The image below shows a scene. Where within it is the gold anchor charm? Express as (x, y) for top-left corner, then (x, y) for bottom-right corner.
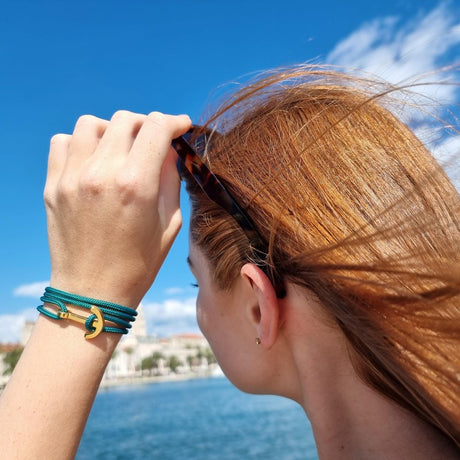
(58, 305), (104, 339)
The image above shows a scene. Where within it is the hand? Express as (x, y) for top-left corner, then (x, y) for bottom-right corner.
(44, 110), (191, 307)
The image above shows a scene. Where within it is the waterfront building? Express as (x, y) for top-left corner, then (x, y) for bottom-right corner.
(1, 304), (220, 388)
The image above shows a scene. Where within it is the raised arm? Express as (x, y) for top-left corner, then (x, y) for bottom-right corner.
(0, 111), (191, 459)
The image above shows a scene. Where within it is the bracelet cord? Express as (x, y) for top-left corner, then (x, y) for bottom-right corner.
(37, 287), (137, 335)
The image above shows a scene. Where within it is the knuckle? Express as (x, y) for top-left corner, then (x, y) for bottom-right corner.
(58, 178), (76, 196)
(111, 110), (134, 122)
(78, 169), (105, 196)
(107, 111), (148, 139)
(115, 172), (139, 203)
(76, 114), (99, 127)
(43, 184), (54, 208)
(110, 110), (147, 128)
(50, 133), (69, 146)
(74, 115), (108, 135)
(146, 111), (166, 127)
(53, 179), (76, 205)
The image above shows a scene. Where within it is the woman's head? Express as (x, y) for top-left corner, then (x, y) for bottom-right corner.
(184, 67), (460, 445)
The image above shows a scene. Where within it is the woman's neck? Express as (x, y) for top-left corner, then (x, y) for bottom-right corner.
(299, 369), (458, 459)
(281, 292), (458, 459)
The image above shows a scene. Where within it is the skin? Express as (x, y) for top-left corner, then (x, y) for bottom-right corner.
(0, 110), (457, 459)
(188, 241), (460, 459)
(0, 110), (191, 459)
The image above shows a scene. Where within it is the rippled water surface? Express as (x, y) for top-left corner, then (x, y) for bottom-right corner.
(77, 377), (318, 459)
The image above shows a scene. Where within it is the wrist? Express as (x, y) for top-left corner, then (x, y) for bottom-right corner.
(49, 275), (145, 309)
(37, 287), (138, 340)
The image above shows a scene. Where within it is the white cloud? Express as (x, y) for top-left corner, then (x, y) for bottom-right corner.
(13, 281), (49, 298)
(0, 308), (36, 344)
(327, 3), (460, 117)
(327, 2), (459, 189)
(431, 133), (460, 187)
(142, 297), (199, 337)
(328, 3), (460, 97)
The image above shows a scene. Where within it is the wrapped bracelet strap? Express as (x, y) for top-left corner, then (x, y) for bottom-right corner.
(37, 287), (138, 339)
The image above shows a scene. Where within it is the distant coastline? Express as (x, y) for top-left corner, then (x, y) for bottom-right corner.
(1, 308), (222, 391)
(0, 368), (224, 395)
(100, 367), (224, 390)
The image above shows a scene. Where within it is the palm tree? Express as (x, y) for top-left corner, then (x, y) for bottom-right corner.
(186, 355), (195, 370)
(140, 355), (155, 375)
(151, 351), (165, 374)
(140, 351), (165, 375)
(166, 355), (182, 374)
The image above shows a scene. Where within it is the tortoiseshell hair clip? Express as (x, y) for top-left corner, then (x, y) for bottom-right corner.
(172, 126), (285, 298)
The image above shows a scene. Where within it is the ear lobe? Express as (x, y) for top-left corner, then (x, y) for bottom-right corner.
(240, 263), (280, 349)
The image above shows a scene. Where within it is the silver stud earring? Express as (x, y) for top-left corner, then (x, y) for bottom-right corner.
(255, 337), (261, 345)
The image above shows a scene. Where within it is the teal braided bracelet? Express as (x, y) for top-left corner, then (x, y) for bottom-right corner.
(37, 287), (138, 339)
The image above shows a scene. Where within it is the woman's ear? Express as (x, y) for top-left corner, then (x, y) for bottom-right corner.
(240, 263), (280, 349)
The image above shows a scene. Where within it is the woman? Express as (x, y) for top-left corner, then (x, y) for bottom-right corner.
(0, 67), (458, 458)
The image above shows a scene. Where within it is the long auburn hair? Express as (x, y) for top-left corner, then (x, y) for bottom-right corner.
(185, 66), (460, 446)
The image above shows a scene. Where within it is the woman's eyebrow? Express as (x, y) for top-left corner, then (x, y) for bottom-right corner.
(186, 256), (194, 269)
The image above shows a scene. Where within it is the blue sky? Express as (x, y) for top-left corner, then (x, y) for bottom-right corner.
(1, 0), (459, 342)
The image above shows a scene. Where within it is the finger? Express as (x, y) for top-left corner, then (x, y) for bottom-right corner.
(155, 147), (183, 257)
(158, 146), (182, 221)
(129, 112), (191, 182)
(44, 133), (71, 204)
(67, 114), (109, 164)
(95, 110), (147, 158)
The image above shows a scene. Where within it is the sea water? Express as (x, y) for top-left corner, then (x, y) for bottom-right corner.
(77, 377), (318, 459)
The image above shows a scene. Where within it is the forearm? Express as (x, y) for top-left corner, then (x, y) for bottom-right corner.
(0, 314), (120, 459)
(0, 111), (190, 459)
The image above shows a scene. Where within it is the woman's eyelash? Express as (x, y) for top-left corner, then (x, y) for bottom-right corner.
(190, 282), (199, 288)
